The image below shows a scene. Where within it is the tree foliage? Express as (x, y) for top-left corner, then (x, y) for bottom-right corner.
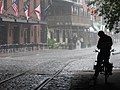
(94, 0), (120, 33)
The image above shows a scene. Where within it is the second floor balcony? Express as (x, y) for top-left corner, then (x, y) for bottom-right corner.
(46, 15), (92, 27)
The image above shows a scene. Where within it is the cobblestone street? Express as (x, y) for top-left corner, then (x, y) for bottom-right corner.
(0, 43), (120, 90)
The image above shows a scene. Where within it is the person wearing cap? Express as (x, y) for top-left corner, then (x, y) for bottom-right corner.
(93, 31), (113, 79)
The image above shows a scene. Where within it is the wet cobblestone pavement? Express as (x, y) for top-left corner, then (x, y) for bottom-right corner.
(70, 71), (120, 90)
(1, 70), (120, 90)
(42, 75), (71, 90)
(41, 72), (93, 90)
(42, 70), (120, 90)
(0, 43), (120, 90)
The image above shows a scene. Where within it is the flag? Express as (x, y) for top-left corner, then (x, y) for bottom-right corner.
(34, 5), (41, 20)
(0, 0), (3, 14)
(12, 0), (19, 16)
(24, 0), (30, 20)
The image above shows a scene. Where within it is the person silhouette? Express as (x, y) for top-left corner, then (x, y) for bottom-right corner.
(93, 31), (113, 79)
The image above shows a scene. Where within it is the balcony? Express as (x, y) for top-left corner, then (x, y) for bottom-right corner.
(71, 15), (92, 26)
(46, 15), (92, 27)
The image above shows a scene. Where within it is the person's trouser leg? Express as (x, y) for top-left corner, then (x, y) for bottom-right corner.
(94, 61), (101, 78)
(93, 52), (103, 78)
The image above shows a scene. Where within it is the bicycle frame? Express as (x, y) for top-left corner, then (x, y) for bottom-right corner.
(93, 49), (114, 83)
(94, 61), (110, 83)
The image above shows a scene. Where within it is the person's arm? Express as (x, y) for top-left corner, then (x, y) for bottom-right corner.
(108, 36), (113, 47)
(97, 39), (101, 49)
(110, 37), (113, 46)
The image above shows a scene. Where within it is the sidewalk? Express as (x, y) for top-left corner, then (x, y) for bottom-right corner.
(70, 43), (120, 90)
(0, 53), (9, 57)
(44, 70), (120, 90)
(0, 49), (43, 58)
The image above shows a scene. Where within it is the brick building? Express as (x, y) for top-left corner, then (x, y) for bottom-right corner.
(0, 0), (44, 45)
(46, 0), (98, 48)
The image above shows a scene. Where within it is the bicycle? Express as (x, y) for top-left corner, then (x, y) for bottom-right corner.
(93, 49), (114, 84)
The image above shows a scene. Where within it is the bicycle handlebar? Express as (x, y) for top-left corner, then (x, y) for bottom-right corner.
(93, 49), (115, 53)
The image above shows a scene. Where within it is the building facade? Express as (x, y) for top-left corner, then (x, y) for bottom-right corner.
(0, 0), (43, 46)
(46, 0), (98, 49)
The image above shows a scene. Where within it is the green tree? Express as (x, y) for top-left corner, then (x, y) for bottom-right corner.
(93, 0), (120, 33)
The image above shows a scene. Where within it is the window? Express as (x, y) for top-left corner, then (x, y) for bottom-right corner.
(21, 30), (23, 37)
(4, 0), (7, 10)
(72, 6), (79, 15)
(72, 0), (77, 2)
(31, 30), (33, 36)
(9, 29), (12, 36)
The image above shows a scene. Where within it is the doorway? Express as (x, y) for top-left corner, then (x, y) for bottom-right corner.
(0, 25), (7, 44)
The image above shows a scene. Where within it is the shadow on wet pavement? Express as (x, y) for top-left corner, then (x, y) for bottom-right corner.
(70, 71), (120, 90)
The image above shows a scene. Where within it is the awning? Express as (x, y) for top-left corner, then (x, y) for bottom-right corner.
(1, 17), (47, 25)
